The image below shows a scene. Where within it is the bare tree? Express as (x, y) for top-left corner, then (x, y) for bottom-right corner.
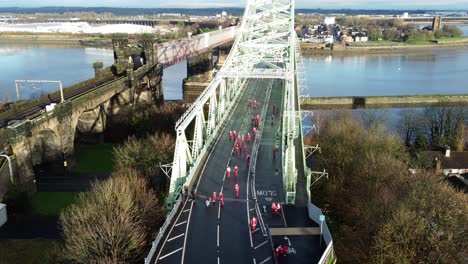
(60, 169), (164, 264)
(374, 173), (468, 264)
(398, 109), (421, 146)
(113, 133), (175, 195)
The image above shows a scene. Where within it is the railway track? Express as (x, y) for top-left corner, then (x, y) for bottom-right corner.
(0, 75), (122, 128)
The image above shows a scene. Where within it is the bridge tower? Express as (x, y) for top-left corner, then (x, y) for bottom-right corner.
(166, 0), (305, 208)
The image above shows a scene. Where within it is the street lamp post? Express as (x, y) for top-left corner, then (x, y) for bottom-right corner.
(319, 214), (325, 248)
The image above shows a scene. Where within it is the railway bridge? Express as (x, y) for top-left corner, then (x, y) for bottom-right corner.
(0, 27), (238, 195)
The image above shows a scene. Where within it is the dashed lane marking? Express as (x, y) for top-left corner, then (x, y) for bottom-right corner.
(159, 247), (183, 260)
(175, 220), (187, 227)
(217, 225), (220, 247)
(167, 233), (185, 242)
(183, 209), (190, 213)
(258, 256), (272, 264)
(254, 240), (268, 250)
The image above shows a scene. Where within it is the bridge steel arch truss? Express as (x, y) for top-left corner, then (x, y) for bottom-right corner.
(167, 0), (301, 208)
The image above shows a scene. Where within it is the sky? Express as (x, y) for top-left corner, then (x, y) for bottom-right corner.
(1, 0), (468, 9)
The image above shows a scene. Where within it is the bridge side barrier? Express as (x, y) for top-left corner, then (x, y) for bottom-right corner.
(308, 203), (336, 263)
(144, 197), (183, 264)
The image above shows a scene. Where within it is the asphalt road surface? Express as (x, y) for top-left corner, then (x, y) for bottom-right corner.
(155, 79), (285, 264)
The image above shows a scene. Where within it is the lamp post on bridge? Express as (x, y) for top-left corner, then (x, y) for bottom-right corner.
(319, 214), (325, 248)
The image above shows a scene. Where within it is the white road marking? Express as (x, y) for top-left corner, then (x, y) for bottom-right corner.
(258, 256), (272, 264)
(218, 203), (221, 219)
(183, 209), (190, 213)
(218, 257), (220, 264)
(217, 225), (220, 247)
(167, 233), (185, 242)
(159, 247), (183, 260)
(281, 205), (288, 228)
(253, 258), (257, 264)
(155, 193), (191, 262)
(250, 208), (254, 211)
(175, 220), (187, 227)
(254, 240), (268, 250)
(181, 201), (194, 264)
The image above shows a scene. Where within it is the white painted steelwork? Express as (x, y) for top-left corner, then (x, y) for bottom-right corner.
(167, 0), (299, 208)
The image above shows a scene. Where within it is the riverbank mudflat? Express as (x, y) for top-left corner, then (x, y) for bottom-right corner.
(0, 33), (112, 47)
(300, 39), (468, 55)
(301, 94), (468, 110)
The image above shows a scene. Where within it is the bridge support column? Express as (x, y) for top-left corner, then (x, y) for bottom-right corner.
(182, 51), (214, 102)
(141, 36), (158, 66)
(149, 66), (164, 104)
(10, 139), (36, 192)
(215, 43), (232, 70)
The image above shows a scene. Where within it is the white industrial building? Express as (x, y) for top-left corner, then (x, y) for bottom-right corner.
(322, 17), (335, 25)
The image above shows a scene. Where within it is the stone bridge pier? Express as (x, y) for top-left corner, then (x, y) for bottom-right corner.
(181, 43), (233, 102)
(182, 51), (214, 102)
(216, 43), (233, 70)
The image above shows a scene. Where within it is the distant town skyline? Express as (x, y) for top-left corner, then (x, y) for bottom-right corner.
(1, 0), (468, 9)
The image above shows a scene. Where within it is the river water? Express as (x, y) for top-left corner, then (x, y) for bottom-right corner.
(0, 43), (114, 101)
(0, 43), (187, 101)
(0, 40), (467, 102)
(304, 47), (468, 97)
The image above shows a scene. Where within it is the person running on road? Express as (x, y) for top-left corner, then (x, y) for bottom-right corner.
(253, 100), (257, 109)
(234, 165), (239, 177)
(229, 130), (232, 141)
(272, 147), (277, 159)
(241, 134), (245, 145)
(219, 192), (224, 207)
(233, 130), (237, 139)
(212, 192), (217, 205)
(206, 197), (211, 207)
(247, 132), (251, 144)
(250, 217), (258, 232)
(252, 127), (256, 136)
(226, 166), (231, 178)
(234, 183), (239, 198)
(246, 155), (250, 166)
(247, 99), (251, 108)
(234, 143), (239, 156)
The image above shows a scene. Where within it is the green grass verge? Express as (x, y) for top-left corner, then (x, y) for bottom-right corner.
(73, 143), (116, 173)
(31, 192), (80, 216)
(0, 239), (61, 264)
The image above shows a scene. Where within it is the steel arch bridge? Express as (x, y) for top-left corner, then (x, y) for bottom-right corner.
(145, 1), (336, 263)
(166, 0), (309, 208)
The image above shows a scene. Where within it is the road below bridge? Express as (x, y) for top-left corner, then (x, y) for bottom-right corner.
(154, 79), (285, 264)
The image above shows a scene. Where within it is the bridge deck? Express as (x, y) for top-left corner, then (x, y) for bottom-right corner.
(154, 79), (284, 264)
